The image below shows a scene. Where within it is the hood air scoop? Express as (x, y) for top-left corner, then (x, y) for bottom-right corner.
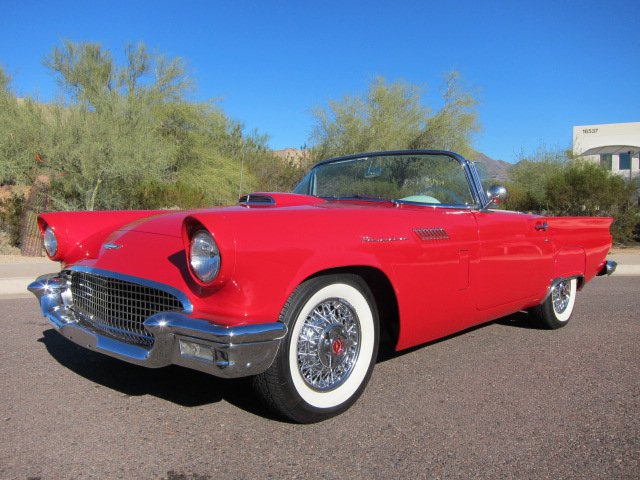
(238, 194), (276, 207)
(238, 193), (326, 208)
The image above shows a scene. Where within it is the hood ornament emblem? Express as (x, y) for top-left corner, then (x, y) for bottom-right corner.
(104, 243), (123, 250)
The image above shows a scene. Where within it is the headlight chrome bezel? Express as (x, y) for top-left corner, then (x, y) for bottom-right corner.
(43, 227), (58, 258)
(189, 229), (221, 283)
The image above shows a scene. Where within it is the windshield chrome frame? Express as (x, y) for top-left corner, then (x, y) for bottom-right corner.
(298, 150), (488, 210)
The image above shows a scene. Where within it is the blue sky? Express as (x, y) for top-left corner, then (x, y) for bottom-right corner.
(1, 0), (638, 162)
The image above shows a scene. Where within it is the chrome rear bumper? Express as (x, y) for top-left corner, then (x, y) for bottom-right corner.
(28, 273), (286, 378)
(597, 260), (617, 276)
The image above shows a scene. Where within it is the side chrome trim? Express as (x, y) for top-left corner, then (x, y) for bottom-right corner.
(28, 272), (287, 378)
(362, 235), (409, 243)
(69, 266), (194, 314)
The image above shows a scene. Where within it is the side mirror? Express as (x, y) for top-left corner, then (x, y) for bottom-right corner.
(486, 185), (508, 209)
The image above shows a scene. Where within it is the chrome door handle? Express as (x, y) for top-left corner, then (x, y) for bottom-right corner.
(535, 222), (548, 231)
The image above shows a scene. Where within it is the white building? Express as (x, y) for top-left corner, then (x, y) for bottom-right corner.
(573, 122), (640, 178)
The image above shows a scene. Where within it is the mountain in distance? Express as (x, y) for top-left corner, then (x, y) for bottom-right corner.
(274, 148), (512, 181)
(467, 149), (512, 181)
(273, 148), (310, 165)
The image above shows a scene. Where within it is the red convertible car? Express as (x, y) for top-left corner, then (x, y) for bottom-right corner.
(28, 150), (616, 423)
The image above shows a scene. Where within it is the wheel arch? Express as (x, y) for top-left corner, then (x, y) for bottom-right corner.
(541, 274), (585, 305)
(303, 266), (400, 351)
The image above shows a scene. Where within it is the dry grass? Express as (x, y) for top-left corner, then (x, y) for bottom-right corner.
(0, 232), (20, 256)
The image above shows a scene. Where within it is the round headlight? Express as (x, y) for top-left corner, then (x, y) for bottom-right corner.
(43, 227), (58, 257)
(189, 230), (220, 283)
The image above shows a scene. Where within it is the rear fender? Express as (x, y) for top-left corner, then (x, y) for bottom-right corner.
(545, 216), (613, 284)
(553, 246), (586, 288)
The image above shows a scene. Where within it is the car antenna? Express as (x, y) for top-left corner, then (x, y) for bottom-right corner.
(238, 145), (245, 198)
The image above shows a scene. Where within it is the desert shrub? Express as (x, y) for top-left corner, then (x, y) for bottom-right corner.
(0, 192), (26, 247)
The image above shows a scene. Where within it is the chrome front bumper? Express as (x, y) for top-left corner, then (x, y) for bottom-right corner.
(28, 273), (287, 378)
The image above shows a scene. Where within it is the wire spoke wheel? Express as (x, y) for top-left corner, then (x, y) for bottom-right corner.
(297, 299), (361, 391)
(551, 280), (571, 314)
(253, 274), (379, 423)
(531, 277), (578, 329)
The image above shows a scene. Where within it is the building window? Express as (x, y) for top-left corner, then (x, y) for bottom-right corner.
(619, 153), (631, 170)
(600, 154), (612, 170)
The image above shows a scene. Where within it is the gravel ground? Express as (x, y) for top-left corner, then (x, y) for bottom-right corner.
(0, 276), (638, 479)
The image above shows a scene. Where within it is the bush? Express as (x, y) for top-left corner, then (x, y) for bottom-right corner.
(0, 192), (26, 247)
(611, 208), (640, 245)
(504, 148), (640, 244)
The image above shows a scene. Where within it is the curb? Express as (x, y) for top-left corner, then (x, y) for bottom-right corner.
(0, 277), (35, 297)
(613, 265), (640, 276)
(1, 266), (638, 299)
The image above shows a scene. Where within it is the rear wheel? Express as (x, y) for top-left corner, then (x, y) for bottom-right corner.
(531, 278), (577, 329)
(253, 274), (379, 423)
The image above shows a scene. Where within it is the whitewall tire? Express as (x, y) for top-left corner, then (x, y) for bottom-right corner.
(532, 278), (578, 329)
(253, 274), (379, 423)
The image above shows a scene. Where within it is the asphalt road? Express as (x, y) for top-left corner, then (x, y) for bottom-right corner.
(1, 277), (638, 480)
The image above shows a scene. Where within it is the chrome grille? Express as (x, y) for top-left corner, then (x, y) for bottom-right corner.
(69, 271), (183, 347)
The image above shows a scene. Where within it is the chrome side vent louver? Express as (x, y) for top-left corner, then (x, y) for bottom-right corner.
(238, 194), (276, 207)
(414, 227), (449, 241)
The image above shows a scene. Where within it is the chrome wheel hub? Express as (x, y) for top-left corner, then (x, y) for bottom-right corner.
(552, 281), (571, 314)
(296, 298), (361, 391)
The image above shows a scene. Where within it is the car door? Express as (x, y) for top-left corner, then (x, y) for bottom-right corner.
(472, 210), (554, 311)
(390, 205), (481, 349)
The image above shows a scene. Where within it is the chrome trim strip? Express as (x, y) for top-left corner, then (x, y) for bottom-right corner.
(68, 266), (194, 314)
(362, 235), (409, 243)
(469, 161), (488, 207)
(144, 313), (287, 345)
(28, 273), (287, 378)
(394, 201), (476, 210)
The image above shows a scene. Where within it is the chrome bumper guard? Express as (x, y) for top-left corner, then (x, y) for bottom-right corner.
(597, 260), (617, 276)
(28, 273), (287, 378)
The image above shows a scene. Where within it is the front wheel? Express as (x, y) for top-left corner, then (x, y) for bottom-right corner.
(531, 278), (578, 329)
(253, 274), (379, 423)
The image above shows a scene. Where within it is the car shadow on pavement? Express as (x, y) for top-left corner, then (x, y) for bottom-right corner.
(494, 310), (548, 330)
(37, 329), (279, 420)
(377, 310), (544, 362)
(37, 309), (544, 420)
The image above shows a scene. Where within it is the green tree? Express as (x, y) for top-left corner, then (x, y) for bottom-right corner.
(410, 71), (480, 157)
(544, 161), (639, 243)
(0, 67), (50, 185)
(309, 72), (480, 162)
(41, 42), (190, 210)
(0, 41), (294, 211)
(545, 161), (631, 215)
(504, 146), (639, 244)
(504, 147), (566, 212)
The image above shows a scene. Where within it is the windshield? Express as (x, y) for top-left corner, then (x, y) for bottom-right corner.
(293, 153), (476, 207)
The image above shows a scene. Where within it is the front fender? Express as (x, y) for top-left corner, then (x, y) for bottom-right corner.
(182, 207), (403, 327)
